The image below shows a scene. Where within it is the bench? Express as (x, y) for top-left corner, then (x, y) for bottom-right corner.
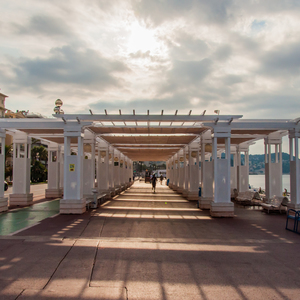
(235, 191), (261, 205)
(86, 192), (107, 209)
(261, 196), (289, 214)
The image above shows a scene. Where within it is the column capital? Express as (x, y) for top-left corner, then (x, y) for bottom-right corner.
(264, 136), (282, 145)
(289, 128), (300, 139)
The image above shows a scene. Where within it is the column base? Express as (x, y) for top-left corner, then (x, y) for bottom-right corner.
(199, 197), (212, 209)
(60, 199), (86, 214)
(98, 189), (111, 199)
(210, 202), (234, 217)
(109, 187), (116, 197)
(187, 191), (199, 201)
(172, 185), (179, 191)
(182, 189), (188, 198)
(45, 188), (63, 199)
(9, 193), (33, 206)
(177, 187), (183, 194)
(287, 203), (300, 210)
(0, 197), (8, 212)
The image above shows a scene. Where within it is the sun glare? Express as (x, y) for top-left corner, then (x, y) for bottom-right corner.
(127, 22), (158, 53)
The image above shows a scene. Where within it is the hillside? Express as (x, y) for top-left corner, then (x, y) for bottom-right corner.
(247, 153), (291, 174)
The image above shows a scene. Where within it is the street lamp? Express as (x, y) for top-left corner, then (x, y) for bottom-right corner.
(54, 99), (64, 114)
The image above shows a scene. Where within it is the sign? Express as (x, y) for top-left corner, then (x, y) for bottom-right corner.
(69, 164), (75, 172)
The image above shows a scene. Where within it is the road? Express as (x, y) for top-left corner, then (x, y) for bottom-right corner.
(4, 183), (48, 200)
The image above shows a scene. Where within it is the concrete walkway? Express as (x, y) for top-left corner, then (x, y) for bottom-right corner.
(0, 181), (299, 299)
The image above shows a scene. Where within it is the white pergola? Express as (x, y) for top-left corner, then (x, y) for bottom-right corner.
(0, 112), (299, 217)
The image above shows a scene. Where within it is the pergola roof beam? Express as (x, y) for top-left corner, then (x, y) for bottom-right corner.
(54, 114), (243, 122)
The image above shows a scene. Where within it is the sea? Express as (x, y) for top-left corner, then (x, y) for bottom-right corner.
(249, 174), (290, 191)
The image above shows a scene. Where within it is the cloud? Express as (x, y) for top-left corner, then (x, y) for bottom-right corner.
(132, 0), (233, 27)
(259, 42), (300, 77)
(14, 15), (73, 36)
(159, 58), (213, 94)
(2, 45), (130, 92)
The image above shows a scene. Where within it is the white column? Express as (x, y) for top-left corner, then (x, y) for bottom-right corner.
(264, 136), (282, 200)
(210, 126), (234, 217)
(187, 142), (199, 200)
(177, 149), (184, 193)
(97, 140), (110, 194)
(237, 145), (250, 192)
(108, 146), (115, 195)
(82, 130), (95, 201)
(60, 126), (85, 214)
(199, 133), (213, 208)
(288, 129), (300, 209)
(169, 157), (174, 189)
(9, 132), (33, 205)
(45, 143), (63, 198)
(0, 130), (8, 212)
(230, 146), (237, 190)
(114, 150), (121, 189)
(173, 154), (179, 191)
(59, 146), (64, 191)
(120, 153), (125, 187)
(182, 147), (189, 197)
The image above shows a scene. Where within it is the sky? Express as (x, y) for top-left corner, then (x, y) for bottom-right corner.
(1, 0), (300, 154)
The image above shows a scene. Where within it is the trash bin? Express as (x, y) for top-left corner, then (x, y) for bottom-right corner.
(199, 187), (201, 197)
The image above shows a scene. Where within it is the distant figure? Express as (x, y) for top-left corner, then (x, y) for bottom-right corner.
(283, 188), (288, 196)
(152, 174), (157, 193)
(160, 174), (163, 185)
(258, 187), (262, 194)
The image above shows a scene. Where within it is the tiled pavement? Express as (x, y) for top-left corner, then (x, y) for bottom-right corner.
(0, 181), (299, 299)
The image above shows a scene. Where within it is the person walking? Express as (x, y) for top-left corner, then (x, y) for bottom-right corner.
(152, 174), (157, 193)
(160, 174), (163, 185)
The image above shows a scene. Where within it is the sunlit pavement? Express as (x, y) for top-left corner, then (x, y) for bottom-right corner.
(0, 181), (299, 299)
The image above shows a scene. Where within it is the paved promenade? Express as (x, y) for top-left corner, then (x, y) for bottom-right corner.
(0, 181), (299, 299)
